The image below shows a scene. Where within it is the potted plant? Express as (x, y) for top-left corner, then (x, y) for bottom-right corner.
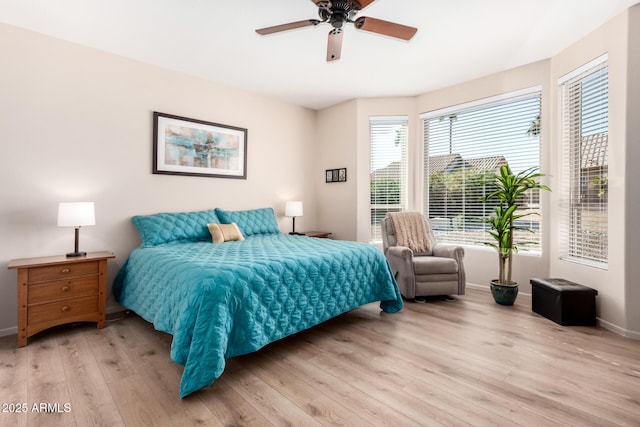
(483, 165), (551, 305)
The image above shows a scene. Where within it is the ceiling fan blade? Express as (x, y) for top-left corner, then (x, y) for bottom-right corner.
(327, 28), (343, 62)
(354, 16), (417, 40)
(256, 19), (320, 35)
(354, 0), (376, 9)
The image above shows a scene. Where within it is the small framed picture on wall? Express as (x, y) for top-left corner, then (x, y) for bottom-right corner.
(325, 168), (347, 183)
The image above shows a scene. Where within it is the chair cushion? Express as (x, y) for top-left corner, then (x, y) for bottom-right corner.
(413, 256), (458, 275)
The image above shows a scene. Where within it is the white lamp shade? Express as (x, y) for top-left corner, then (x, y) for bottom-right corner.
(285, 201), (303, 217)
(57, 202), (96, 227)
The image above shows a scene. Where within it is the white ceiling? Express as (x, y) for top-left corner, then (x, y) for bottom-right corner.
(1, 0), (638, 110)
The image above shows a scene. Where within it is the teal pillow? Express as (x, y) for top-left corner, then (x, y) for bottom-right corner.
(132, 209), (220, 247)
(215, 207), (280, 236)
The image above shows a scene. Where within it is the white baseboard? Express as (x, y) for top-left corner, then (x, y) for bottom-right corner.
(466, 281), (533, 297)
(0, 326), (17, 338)
(466, 282), (489, 291)
(598, 318), (640, 340)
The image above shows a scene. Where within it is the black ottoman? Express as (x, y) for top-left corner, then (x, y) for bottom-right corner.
(530, 278), (598, 326)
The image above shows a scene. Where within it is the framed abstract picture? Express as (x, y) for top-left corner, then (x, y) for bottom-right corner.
(153, 112), (248, 179)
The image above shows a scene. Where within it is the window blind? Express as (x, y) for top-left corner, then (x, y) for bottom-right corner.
(560, 59), (608, 268)
(370, 116), (408, 242)
(422, 90), (543, 250)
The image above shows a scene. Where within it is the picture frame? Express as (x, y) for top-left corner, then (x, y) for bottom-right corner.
(153, 112), (247, 179)
(325, 168), (347, 183)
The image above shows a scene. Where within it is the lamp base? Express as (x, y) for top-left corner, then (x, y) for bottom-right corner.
(66, 251), (87, 258)
(289, 232), (304, 236)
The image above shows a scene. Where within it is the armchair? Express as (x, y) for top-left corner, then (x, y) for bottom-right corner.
(381, 213), (465, 300)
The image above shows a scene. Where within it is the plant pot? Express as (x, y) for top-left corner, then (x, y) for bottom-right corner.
(490, 280), (518, 306)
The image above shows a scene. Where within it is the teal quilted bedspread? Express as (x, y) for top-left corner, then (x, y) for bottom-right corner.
(113, 233), (402, 397)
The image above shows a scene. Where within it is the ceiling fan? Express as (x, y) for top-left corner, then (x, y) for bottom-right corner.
(255, 0), (418, 62)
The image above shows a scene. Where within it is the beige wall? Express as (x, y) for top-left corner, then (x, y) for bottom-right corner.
(548, 8), (638, 337)
(315, 5), (640, 337)
(625, 5), (640, 336)
(0, 23), (317, 335)
(315, 97), (418, 243)
(315, 100), (358, 240)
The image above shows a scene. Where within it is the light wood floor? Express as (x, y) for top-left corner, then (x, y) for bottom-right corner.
(1, 288), (639, 427)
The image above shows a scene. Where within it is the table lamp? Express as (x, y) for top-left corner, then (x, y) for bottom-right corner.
(58, 202), (95, 257)
(285, 201), (303, 235)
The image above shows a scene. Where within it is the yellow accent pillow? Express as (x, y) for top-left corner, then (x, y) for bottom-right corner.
(207, 223), (245, 243)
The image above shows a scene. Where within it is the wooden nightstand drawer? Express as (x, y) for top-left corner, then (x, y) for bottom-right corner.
(28, 276), (99, 304)
(9, 251), (115, 347)
(28, 295), (98, 325)
(29, 261), (99, 282)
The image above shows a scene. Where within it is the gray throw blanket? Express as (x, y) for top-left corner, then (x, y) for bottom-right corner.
(388, 212), (432, 253)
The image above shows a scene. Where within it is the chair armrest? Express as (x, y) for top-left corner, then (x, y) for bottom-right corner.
(384, 245), (417, 298)
(386, 245), (414, 262)
(432, 243), (464, 260)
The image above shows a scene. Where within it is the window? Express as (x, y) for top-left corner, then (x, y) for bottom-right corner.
(560, 56), (608, 267)
(421, 89), (543, 250)
(370, 116), (408, 242)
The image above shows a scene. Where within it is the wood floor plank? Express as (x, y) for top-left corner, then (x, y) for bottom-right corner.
(84, 324), (136, 384)
(25, 333), (76, 427)
(56, 328), (125, 427)
(107, 316), (224, 427)
(275, 352), (425, 426)
(106, 373), (173, 427)
(307, 348), (470, 425)
(199, 376), (276, 427)
(345, 297), (640, 426)
(236, 350), (372, 426)
(226, 365), (324, 427)
(0, 334), (28, 427)
(316, 323), (533, 425)
(1, 288), (639, 426)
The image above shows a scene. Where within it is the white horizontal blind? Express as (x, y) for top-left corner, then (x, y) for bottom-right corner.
(423, 91), (542, 250)
(560, 60), (608, 268)
(370, 116), (408, 242)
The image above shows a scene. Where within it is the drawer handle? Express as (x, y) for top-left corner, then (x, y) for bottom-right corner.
(62, 286), (70, 292)
(61, 306), (70, 312)
(61, 268), (70, 274)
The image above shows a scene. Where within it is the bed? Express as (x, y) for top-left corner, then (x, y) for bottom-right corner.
(113, 207), (403, 397)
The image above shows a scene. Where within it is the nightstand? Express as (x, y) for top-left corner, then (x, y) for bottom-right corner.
(8, 251), (115, 347)
(302, 231), (332, 238)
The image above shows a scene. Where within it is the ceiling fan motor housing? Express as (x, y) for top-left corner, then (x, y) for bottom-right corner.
(318, 1), (361, 28)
